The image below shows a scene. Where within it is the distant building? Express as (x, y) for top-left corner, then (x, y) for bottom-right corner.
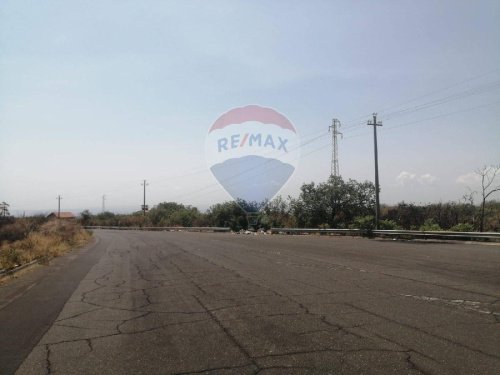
(47, 212), (76, 220)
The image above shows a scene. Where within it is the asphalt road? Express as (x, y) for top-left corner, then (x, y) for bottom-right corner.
(2, 230), (500, 374)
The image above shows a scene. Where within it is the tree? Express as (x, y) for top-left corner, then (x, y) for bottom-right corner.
(260, 196), (295, 229)
(291, 176), (375, 228)
(95, 211), (118, 226)
(235, 199), (266, 213)
(461, 188), (477, 229)
(79, 209), (93, 226)
(476, 165), (500, 232)
(148, 202), (202, 227)
(206, 201), (247, 231)
(0, 202), (10, 217)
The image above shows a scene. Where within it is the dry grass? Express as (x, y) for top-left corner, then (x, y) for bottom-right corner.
(0, 220), (91, 270)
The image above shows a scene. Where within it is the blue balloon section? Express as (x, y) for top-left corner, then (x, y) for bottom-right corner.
(210, 155), (294, 203)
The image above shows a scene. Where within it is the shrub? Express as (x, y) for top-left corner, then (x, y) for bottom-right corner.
(378, 219), (401, 230)
(450, 223), (475, 232)
(419, 219), (442, 231)
(0, 220), (91, 270)
(0, 221), (27, 242)
(0, 247), (22, 269)
(350, 215), (375, 236)
(0, 216), (49, 243)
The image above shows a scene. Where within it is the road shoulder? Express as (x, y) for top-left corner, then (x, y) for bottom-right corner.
(0, 235), (105, 375)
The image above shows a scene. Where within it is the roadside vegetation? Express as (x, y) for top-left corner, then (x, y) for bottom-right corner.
(2, 167), (496, 265)
(0, 217), (91, 271)
(80, 175), (499, 233)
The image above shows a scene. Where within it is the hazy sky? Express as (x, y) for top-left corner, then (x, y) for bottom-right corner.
(1, 0), (499, 215)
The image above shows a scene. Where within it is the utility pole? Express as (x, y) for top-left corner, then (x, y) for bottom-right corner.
(141, 180), (149, 216)
(367, 113), (382, 229)
(56, 195), (62, 218)
(102, 194), (106, 213)
(328, 119), (342, 177)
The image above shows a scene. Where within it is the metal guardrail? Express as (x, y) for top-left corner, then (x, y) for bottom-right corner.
(270, 228), (500, 242)
(85, 226), (231, 233)
(84, 226), (499, 241)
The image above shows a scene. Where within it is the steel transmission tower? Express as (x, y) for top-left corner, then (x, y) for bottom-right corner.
(328, 119), (342, 177)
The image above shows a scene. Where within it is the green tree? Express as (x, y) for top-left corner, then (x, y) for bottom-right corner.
(350, 215), (376, 235)
(207, 201), (247, 231)
(100, 212), (118, 225)
(385, 202), (425, 230)
(291, 176), (375, 228)
(235, 199), (266, 213)
(148, 202), (202, 227)
(260, 196), (294, 229)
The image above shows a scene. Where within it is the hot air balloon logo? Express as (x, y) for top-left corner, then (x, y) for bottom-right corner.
(206, 105), (300, 204)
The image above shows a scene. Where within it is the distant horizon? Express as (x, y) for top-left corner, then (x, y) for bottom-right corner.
(10, 193), (499, 219)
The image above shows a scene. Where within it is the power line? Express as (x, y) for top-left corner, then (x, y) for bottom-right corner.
(382, 99), (500, 132)
(30, 69), (500, 212)
(38, 130), (324, 212)
(71, 90), (489, 210)
(84, 138), (334, 209)
(155, 98), (500, 205)
(168, 139), (332, 204)
(381, 80), (500, 120)
(166, 130), (338, 204)
(166, 130), (328, 203)
(61, 129), (328, 204)
(31, 97), (499, 212)
(341, 99), (500, 141)
(376, 68), (500, 117)
(341, 68), (500, 130)
(339, 80), (500, 137)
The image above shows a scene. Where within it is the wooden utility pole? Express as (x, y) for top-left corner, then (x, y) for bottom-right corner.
(141, 180), (149, 216)
(367, 114), (382, 229)
(56, 195), (62, 218)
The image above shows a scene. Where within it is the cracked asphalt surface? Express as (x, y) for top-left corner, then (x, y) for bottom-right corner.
(2, 230), (500, 374)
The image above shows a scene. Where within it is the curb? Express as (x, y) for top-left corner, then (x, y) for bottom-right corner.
(0, 259), (40, 278)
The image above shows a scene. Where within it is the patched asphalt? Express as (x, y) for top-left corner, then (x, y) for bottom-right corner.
(3, 230), (500, 374)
